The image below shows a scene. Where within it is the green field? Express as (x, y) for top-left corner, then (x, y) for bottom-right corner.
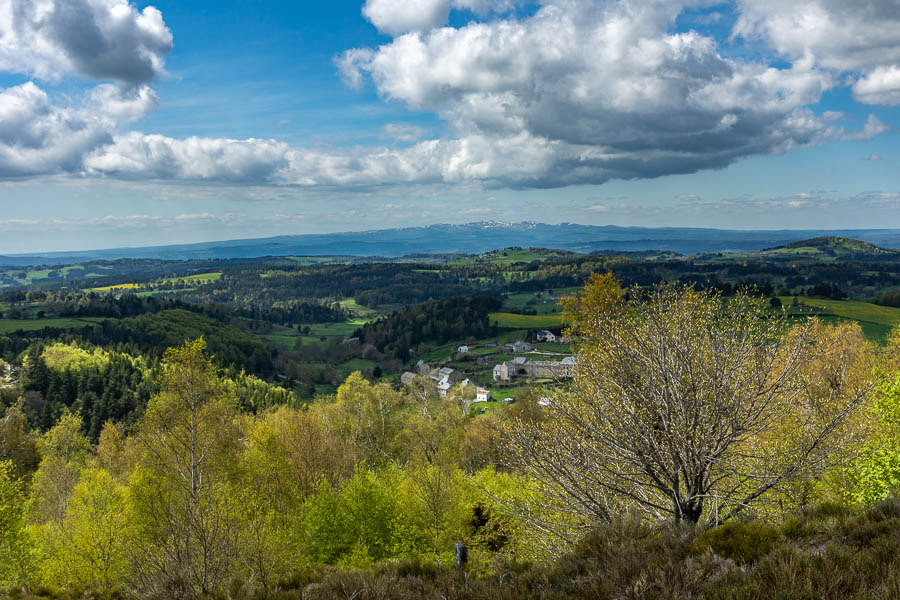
(261, 331), (301, 348)
(337, 358), (379, 374)
(0, 317), (107, 333)
(502, 292), (564, 315)
(307, 319), (370, 338)
(337, 298), (380, 318)
(490, 312), (564, 329)
(92, 272), (221, 293)
(782, 297), (900, 343)
(161, 272), (222, 284)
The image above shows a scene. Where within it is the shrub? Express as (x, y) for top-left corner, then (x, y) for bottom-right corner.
(692, 521), (783, 565)
(781, 501), (852, 540)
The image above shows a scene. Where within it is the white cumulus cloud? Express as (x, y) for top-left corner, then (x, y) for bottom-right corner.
(734, 0), (900, 105)
(0, 0), (172, 84)
(0, 1), (169, 179)
(0, 82), (113, 177)
(362, 0), (450, 35)
(83, 133), (293, 183)
(360, 0), (521, 35)
(853, 66), (900, 106)
(338, 0), (861, 186)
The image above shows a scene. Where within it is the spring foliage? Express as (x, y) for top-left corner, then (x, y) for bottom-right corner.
(0, 275), (898, 597)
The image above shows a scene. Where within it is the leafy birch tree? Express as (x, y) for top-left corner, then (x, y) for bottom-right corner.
(129, 339), (244, 599)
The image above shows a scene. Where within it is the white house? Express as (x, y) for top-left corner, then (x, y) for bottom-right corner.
(535, 329), (557, 343)
(475, 387), (492, 403)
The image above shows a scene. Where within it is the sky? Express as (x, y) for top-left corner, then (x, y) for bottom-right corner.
(0, 0), (898, 253)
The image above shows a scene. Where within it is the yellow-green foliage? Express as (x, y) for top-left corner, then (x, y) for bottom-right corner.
(37, 468), (131, 589)
(39, 342), (147, 375)
(222, 370), (300, 411)
(41, 343), (110, 372)
(0, 461), (37, 587)
(847, 362), (900, 504)
(91, 282), (141, 292)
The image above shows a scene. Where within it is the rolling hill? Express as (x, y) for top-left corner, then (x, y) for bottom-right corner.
(5, 222), (900, 265)
(762, 236), (900, 259)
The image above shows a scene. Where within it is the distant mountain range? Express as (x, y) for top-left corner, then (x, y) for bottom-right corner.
(5, 221), (900, 266)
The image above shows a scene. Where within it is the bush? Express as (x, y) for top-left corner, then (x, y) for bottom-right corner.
(781, 502), (852, 540)
(691, 521), (783, 565)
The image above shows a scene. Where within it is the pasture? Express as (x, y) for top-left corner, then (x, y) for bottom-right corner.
(782, 297), (900, 343)
(490, 312), (564, 329)
(0, 317), (107, 333)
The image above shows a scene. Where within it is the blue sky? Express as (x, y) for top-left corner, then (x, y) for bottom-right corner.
(0, 0), (898, 253)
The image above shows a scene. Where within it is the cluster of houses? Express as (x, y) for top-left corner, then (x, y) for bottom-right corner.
(398, 330), (572, 404)
(399, 361), (493, 401)
(493, 355), (575, 382)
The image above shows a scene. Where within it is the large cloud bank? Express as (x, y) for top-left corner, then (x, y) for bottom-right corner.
(0, 0), (895, 187)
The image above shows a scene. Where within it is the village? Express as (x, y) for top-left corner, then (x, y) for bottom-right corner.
(398, 329), (574, 410)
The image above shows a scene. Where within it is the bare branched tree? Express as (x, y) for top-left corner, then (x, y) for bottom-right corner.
(501, 277), (876, 538)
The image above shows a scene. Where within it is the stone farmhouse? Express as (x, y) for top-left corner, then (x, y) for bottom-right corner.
(505, 340), (534, 353)
(493, 356), (575, 381)
(428, 367), (466, 397)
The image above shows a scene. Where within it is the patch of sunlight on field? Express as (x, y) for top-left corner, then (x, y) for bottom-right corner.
(489, 312), (564, 328)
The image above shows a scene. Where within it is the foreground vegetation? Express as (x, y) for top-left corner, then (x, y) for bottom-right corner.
(3, 273), (900, 598)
